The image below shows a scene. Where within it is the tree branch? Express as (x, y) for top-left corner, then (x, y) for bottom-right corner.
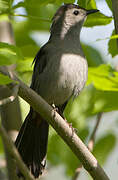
(0, 20), (22, 180)
(0, 124), (35, 180)
(72, 164), (82, 180)
(0, 84), (19, 106)
(72, 113), (103, 180)
(88, 113), (102, 151)
(0, 67), (110, 180)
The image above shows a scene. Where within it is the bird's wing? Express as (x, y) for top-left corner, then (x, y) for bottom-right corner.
(30, 45), (48, 91)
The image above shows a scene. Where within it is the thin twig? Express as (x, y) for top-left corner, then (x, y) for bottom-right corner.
(0, 84), (19, 106)
(72, 164), (82, 180)
(12, 13), (51, 22)
(88, 113), (103, 151)
(72, 113), (103, 180)
(0, 19), (22, 180)
(0, 67), (110, 180)
(0, 124), (35, 180)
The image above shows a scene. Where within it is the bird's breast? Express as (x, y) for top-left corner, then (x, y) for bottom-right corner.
(58, 53), (88, 95)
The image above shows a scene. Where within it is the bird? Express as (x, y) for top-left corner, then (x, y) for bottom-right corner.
(15, 3), (99, 178)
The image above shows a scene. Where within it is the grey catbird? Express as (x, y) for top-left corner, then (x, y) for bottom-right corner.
(15, 4), (99, 178)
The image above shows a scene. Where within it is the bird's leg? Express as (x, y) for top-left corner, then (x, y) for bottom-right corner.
(52, 103), (66, 120)
(52, 104), (75, 136)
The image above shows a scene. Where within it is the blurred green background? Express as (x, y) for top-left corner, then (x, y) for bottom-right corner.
(0, 0), (118, 179)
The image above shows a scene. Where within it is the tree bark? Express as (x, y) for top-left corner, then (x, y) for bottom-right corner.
(0, 21), (22, 180)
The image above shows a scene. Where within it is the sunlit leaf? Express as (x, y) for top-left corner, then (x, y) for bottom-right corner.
(110, 34), (118, 40)
(88, 64), (118, 91)
(0, 0), (9, 14)
(0, 14), (9, 22)
(84, 12), (112, 27)
(77, 0), (96, 9)
(87, 0), (97, 9)
(16, 58), (33, 84)
(16, 58), (33, 73)
(92, 90), (118, 113)
(66, 83), (118, 120)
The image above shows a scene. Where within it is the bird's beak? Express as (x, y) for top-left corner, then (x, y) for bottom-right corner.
(86, 9), (99, 15)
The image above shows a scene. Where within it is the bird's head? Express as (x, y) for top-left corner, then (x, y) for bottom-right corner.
(50, 4), (99, 39)
(52, 4), (98, 28)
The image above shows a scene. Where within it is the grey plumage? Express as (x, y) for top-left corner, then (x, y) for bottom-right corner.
(32, 4), (88, 104)
(15, 4), (99, 178)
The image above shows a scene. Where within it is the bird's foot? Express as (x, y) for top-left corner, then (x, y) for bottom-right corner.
(52, 103), (58, 112)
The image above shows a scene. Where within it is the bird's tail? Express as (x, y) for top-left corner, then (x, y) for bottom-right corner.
(15, 108), (49, 178)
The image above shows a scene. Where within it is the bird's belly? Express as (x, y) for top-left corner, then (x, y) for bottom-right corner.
(39, 54), (88, 105)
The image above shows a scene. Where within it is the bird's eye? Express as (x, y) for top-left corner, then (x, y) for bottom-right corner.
(73, 10), (79, 16)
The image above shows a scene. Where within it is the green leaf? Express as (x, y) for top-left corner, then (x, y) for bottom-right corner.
(19, 43), (39, 58)
(0, 73), (13, 85)
(96, 34), (118, 42)
(0, 0), (10, 14)
(0, 137), (4, 154)
(84, 12), (112, 27)
(16, 58), (33, 73)
(23, 0), (74, 7)
(24, 4), (56, 31)
(15, 0), (74, 10)
(0, 42), (23, 65)
(87, 0), (97, 9)
(77, 0), (88, 8)
(13, 22), (36, 79)
(13, 20), (40, 57)
(108, 30), (118, 57)
(0, 14), (9, 22)
(12, 2), (25, 9)
(82, 44), (104, 67)
(66, 83), (118, 120)
(64, 63), (118, 122)
(110, 34), (118, 40)
(93, 133), (116, 165)
(16, 58), (33, 84)
(92, 90), (118, 113)
(77, 0), (96, 9)
(0, 0), (14, 14)
(88, 64), (118, 91)
(105, 0), (112, 12)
